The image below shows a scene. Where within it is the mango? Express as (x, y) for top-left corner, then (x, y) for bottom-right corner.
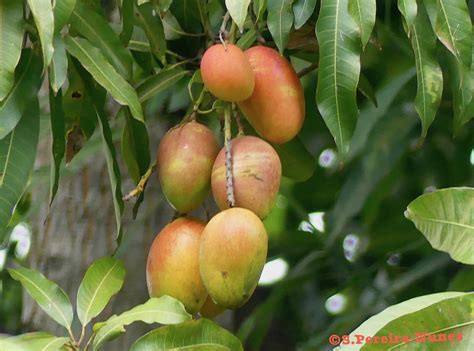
(238, 46), (305, 144)
(201, 44), (255, 102)
(146, 218), (207, 313)
(200, 208), (268, 309)
(157, 121), (219, 213)
(199, 296), (226, 318)
(211, 136), (281, 219)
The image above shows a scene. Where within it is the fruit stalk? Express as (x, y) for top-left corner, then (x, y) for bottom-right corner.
(224, 106), (235, 207)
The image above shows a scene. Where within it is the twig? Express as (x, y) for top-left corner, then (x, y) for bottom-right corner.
(123, 162), (157, 201)
(232, 103), (244, 136)
(219, 12), (231, 48)
(297, 63), (318, 78)
(224, 106), (235, 207)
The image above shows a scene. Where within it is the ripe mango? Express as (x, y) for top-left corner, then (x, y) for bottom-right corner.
(157, 122), (219, 213)
(201, 44), (255, 102)
(238, 46), (305, 144)
(211, 136), (281, 219)
(146, 218), (207, 313)
(199, 296), (226, 318)
(200, 208), (268, 309)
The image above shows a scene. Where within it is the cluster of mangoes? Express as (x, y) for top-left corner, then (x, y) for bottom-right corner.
(146, 43), (305, 316)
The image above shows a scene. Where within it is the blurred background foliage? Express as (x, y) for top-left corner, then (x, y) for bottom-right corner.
(0, 0), (473, 350)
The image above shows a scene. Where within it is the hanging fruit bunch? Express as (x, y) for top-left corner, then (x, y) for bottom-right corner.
(146, 19), (305, 316)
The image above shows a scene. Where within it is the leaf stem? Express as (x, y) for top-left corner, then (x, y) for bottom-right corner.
(123, 162), (157, 201)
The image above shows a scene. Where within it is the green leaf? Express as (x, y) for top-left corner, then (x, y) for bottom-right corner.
(357, 73), (377, 107)
(92, 296), (192, 351)
(405, 187), (474, 265)
(8, 267), (73, 330)
(435, 0), (472, 67)
(237, 29), (257, 49)
(0, 0), (24, 101)
(349, 67), (415, 159)
(53, 0), (76, 33)
(77, 256), (125, 326)
(0, 98), (39, 240)
(225, 0), (251, 32)
(27, 0), (54, 71)
(137, 67), (189, 102)
(136, 2), (167, 64)
(130, 319), (244, 351)
(446, 53), (473, 133)
(0, 339), (26, 351)
(348, 0), (376, 49)
(397, 0), (417, 31)
(267, 0), (293, 54)
(0, 50), (42, 139)
(273, 137), (315, 182)
(170, 0), (202, 33)
(316, 0), (361, 161)
(88, 84), (125, 244)
(253, 0), (267, 21)
(328, 108), (417, 245)
(121, 108), (150, 184)
(120, 0), (134, 45)
(70, 2), (134, 79)
(293, 0), (317, 30)
(7, 332), (69, 351)
(48, 87), (66, 206)
(335, 292), (474, 351)
(410, 5), (443, 137)
(49, 35), (68, 93)
(65, 36), (144, 123)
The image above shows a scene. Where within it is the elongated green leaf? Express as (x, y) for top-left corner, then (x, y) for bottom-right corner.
(328, 109), (417, 244)
(92, 296), (191, 351)
(267, 0), (293, 54)
(446, 53), (473, 133)
(397, 0), (417, 31)
(0, 50), (42, 139)
(77, 256), (125, 326)
(435, 0), (472, 67)
(53, 0), (76, 33)
(253, 0), (267, 21)
(122, 108), (150, 184)
(357, 73), (377, 107)
(70, 2), (134, 79)
(49, 35), (68, 93)
(8, 268), (73, 330)
(348, 0), (375, 49)
(48, 87), (66, 206)
(405, 187), (474, 265)
(273, 137), (315, 182)
(137, 67), (189, 102)
(0, 339), (26, 351)
(120, 0), (134, 45)
(226, 0), (251, 32)
(136, 3), (166, 64)
(0, 0), (24, 101)
(237, 29), (257, 49)
(65, 36), (144, 123)
(316, 0), (361, 161)
(91, 86), (124, 244)
(0, 99), (39, 240)
(349, 67), (416, 159)
(410, 5), (443, 137)
(293, 0), (317, 30)
(131, 319), (244, 351)
(27, 0), (54, 70)
(7, 333), (69, 351)
(335, 292), (473, 350)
